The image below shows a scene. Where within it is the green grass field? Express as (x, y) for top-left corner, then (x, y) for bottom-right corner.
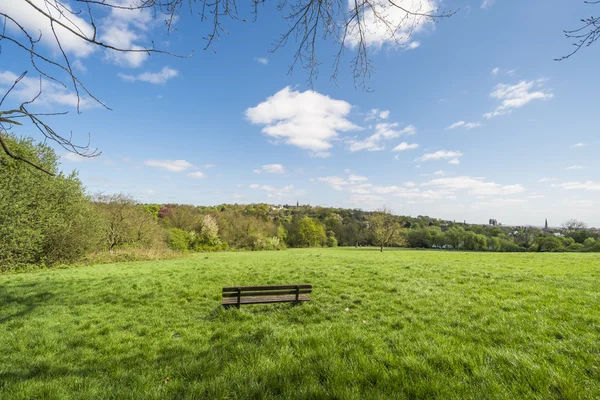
(1, 249), (599, 399)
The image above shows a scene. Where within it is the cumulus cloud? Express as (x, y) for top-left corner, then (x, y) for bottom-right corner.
(188, 171), (206, 179)
(446, 121), (481, 130)
(249, 183), (296, 197)
(483, 80), (553, 119)
(491, 67), (499, 75)
(425, 176), (526, 196)
(392, 142), (419, 152)
(253, 164), (286, 174)
(448, 158), (460, 165)
(566, 165), (584, 170)
(346, 0), (437, 49)
(0, 70), (96, 109)
(61, 153), (89, 162)
(0, 0), (95, 57)
(255, 57), (269, 65)
(552, 181), (600, 191)
(572, 143), (586, 148)
(419, 150), (463, 162)
(246, 87), (360, 153)
(118, 67), (179, 85)
(349, 124), (415, 152)
(144, 159), (194, 172)
(99, 1), (156, 67)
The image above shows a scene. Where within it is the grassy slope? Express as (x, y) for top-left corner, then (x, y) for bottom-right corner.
(1, 249), (599, 399)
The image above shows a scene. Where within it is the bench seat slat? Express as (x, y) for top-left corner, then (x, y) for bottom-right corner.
(222, 295), (310, 305)
(223, 284), (311, 292)
(222, 289), (312, 298)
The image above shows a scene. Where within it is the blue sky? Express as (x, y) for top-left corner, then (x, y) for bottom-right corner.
(1, 0), (599, 226)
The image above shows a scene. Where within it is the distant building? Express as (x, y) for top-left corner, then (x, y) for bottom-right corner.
(489, 219), (498, 226)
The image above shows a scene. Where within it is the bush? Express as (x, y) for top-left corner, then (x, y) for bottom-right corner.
(326, 234), (338, 248)
(168, 228), (191, 251)
(0, 136), (101, 271)
(566, 243), (585, 252)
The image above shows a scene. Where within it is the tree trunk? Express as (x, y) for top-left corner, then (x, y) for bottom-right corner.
(380, 244), (383, 252)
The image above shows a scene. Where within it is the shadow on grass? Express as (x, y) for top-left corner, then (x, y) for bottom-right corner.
(0, 285), (54, 324)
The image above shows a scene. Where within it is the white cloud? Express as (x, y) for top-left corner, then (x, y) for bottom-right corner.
(348, 174), (368, 182)
(205, 164), (215, 169)
(419, 150), (463, 162)
(317, 176), (350, 191)
(552, 181), (600, 191)
(425, 176), (526, 196)
(0, 0), (95, 58)
(0, 70), (96, 109)
(392, 142), (419, 152)
(349, 124), (415, 152)
(188, 171), (206, 179)
(483, 80), (553, 119)
(346, 0), (437, 49)
(72, 60), (87, 72)
(407, 41), (421, 50)
(448, 158), (460, 165)
(446, 121), (481, 130)
(433, 170), (446, 176)
(249, 184), (295, 197)
(254, 164), (286, 174)
(100, 1), (155, 67)
(118, 67), (179, 85)
(481, 0), (495, 8)
(255, 57), (269, 65)
(538, 178), (557, 182)
(491, 67), (499, 75)
(144, 159), (194, 172)
(246, 87), (360, 153)
(572, 143), (586, 148)
(379, 110), (390, 119)
(61, 153), (89, 162)
(566, 165), (584, 170)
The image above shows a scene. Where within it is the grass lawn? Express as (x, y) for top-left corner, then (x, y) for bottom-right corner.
(1, 248), (599, 399)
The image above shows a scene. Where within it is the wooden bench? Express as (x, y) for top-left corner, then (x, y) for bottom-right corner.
(222, 284), (312, 308)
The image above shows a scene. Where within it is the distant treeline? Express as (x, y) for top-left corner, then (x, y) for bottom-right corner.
(2, 135), (599, 272)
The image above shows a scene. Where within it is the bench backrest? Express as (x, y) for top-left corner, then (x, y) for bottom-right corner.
(222, 284), (312, 300)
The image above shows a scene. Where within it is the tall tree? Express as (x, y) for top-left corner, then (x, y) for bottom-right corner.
(368, 207), (402, 252)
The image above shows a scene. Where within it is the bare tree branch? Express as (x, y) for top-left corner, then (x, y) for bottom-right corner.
(0, 0), (453, 172)
(556, 0), (600, 60)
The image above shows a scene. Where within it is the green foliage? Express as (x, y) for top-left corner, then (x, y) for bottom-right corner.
(167, 228), (191, 251)
(0, 136), (101, 271)
(566, 243), (584, 252)
(93, 194), (164, 251)
(296, 216), (326, 247)
(583, 237), (596, 248)
(537, 236), (564, 252)
(326, 231), (338, 247)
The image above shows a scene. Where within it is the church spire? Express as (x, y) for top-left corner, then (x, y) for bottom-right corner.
(545, 218), (548, 229)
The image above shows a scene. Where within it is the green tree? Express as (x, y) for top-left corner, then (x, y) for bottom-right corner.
(94, 194), (163, 252)
(326, 231), (338, 247)
(369, 207), (403, 252)
(0, 135), (100, 270)
(583, 237), (596, 248)
(297, 217), (326, 247)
